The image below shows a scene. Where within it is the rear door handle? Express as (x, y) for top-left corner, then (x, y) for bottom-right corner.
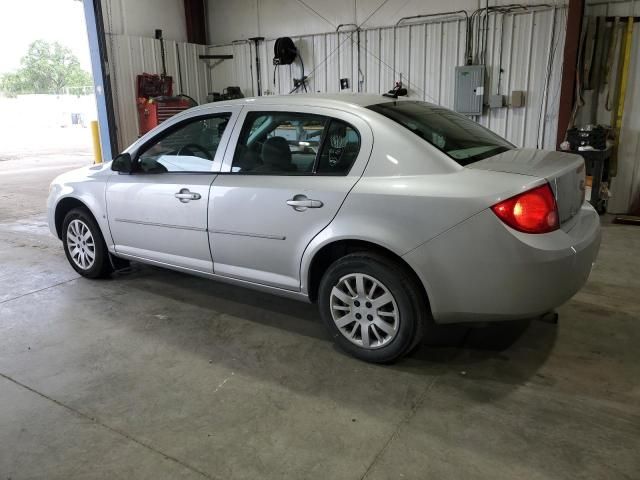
(286, 194), (323, 211)
(175, 188), (201, 203)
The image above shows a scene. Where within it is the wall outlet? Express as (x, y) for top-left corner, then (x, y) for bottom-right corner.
(511, 90), (525, 107)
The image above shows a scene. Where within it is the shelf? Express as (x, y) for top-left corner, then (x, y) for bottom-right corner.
(199, 54), (233, 60)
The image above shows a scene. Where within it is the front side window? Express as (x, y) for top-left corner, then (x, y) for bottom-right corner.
(137, 114), (231, 173)
(367, 101), (513, 166)
(231, 112), (361, 175)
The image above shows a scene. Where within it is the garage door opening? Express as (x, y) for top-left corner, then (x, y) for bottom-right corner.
(0, 0), (95, 212)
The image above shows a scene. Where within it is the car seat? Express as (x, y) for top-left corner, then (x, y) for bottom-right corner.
(256, 136), (296, 172)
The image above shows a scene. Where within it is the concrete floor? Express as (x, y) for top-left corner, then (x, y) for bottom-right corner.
(1, 161), (639, 480)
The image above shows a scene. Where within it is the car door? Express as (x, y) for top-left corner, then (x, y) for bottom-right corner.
(209, 105), (373, 290)
(106, 108), (240, 272)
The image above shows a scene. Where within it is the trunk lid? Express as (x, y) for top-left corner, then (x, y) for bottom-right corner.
(468, 149), (586, 224)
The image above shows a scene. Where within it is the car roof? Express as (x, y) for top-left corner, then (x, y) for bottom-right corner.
(190, 93), (421, 114)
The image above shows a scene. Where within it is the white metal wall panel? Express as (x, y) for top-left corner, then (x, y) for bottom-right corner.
(206, 45), (237, 95)
(542, 9), (566, 151)
(232, 42), (255, 97)
(379, 29), (395, 96)
(408, 24), (426, 100)
(206, 8), (567, 151)
(326, 33), (341, 94)
(296, 36), (315, 93)
(107, 34), (209, 149)
(394, 27), (410, 93)
(441, 21), (463, 109)
(338, 32), (354, 92)
(363, 29), (380, 94)
(311, 35), (327, 93)
(108, 7), (571, 153)
(482, 13), (504, 134)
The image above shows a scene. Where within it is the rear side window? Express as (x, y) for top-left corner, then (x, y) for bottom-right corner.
(316, 120), (361, 175)
(231, 111), (360, 175)
(232, 112), (326, 174)
(367, 101), (513, 166)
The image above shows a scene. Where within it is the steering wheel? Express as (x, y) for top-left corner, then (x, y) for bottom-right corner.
(139, 156), (168, 173)
(177, 143), (212, 160)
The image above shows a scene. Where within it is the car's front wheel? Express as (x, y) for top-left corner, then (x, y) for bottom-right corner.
(62, 208), (112, 278)
(318, 252), (427, 363)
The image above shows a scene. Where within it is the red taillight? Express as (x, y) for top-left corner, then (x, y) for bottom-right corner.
(491, 183), (559, 234)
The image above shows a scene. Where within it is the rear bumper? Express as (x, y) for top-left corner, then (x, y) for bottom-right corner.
(403, 203), (601, 323)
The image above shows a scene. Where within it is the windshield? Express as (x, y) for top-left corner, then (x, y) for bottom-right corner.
(367, 101), (513, 166)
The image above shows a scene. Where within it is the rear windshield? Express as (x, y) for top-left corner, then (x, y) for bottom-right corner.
(367, 101), (513, 166)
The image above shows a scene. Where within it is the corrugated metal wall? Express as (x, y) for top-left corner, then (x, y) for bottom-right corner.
(107, 7), (567, 153)
(106, 34), (210, 148)
(207, 6), (568, 150)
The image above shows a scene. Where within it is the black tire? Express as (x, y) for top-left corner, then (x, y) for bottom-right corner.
(318, 252), (428, 363)
(62, 207), (113, 279)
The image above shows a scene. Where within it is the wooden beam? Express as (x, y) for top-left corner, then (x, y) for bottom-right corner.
(184, 0), (207, 44)
(556, 0), (585, 149)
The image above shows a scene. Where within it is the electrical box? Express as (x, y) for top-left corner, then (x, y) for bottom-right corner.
(454, 65), (485, 115)
(511, 90), (525, 107)
(489, 94), (505, 109)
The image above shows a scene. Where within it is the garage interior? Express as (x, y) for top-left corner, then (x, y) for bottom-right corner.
(1, 0), (639, 478)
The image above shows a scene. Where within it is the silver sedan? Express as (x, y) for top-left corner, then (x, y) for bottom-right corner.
(47, 94), (601, 363)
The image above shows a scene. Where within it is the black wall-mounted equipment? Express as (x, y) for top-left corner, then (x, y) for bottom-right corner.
(273, 37), (298, 65)
(249, 37), (265, 96)
(383, 81), (408, 99)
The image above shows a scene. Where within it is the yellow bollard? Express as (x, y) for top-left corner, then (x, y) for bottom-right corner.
(90, 120), (103, 164)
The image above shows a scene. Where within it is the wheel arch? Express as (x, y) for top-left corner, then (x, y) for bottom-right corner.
(54, 197), (99, 239)
(305, 239), (430, 308)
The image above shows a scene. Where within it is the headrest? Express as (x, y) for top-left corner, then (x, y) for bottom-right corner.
(262, 136), (292, 167)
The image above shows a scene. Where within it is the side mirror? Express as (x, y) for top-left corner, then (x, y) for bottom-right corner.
(111, 153), (132, 173)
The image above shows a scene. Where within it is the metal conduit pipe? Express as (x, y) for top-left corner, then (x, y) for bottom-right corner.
(394, 11), (469, 26)
(336, 24), (363, 93)
(392, 11), (470, 89)
(336, 24), (358, 31)
(469, 4), (553, 64)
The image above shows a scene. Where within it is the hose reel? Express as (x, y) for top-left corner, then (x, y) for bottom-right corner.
(273, 37), (298, 65)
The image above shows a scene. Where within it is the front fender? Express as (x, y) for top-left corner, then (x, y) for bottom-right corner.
(48, 168), (113, 248)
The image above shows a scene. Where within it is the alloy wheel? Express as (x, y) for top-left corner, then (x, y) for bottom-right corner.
(329, 273), (399, 349)
(66, 219), (96, 270)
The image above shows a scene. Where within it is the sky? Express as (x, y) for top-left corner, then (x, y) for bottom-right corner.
(0, 0), (92, 74)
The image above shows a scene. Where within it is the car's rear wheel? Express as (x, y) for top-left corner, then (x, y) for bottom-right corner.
(318, 252), (427, 363)
(62, 208), (112, 278)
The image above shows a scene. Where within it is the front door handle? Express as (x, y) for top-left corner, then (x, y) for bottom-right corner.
(175, 188), (201, 203)
(286, 194), (323, 212)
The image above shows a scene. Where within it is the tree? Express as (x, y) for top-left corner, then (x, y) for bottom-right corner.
(0, 40), (92, 96)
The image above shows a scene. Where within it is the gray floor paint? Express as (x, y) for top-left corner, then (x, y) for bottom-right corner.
(1, 163), (638, 479)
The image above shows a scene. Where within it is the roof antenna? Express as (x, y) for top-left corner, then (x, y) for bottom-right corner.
(383, 74), (408, 98)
